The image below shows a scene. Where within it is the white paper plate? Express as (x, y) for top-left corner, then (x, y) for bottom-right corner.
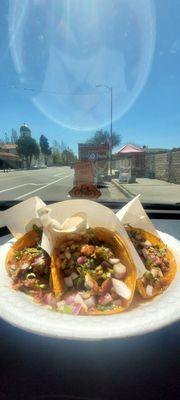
(0, 231), (179, 340)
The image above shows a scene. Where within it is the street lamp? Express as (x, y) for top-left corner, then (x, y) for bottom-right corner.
(96, 84), (113, 175)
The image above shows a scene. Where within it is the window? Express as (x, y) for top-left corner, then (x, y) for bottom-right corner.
(0, 0), (179, 204)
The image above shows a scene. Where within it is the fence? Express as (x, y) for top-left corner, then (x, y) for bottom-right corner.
(113, 150), (180, 184)
(145, 150), (180, 183)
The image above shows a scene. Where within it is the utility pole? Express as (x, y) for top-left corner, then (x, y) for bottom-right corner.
(96, 84), (113, 175)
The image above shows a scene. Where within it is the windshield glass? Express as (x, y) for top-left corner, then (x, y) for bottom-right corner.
(0, 0), (179, 204)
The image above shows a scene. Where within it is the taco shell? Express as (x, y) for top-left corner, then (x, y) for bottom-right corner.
(51, 227), (137, 315)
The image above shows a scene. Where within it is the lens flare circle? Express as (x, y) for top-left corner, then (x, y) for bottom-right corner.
(8, 0), (156, 131)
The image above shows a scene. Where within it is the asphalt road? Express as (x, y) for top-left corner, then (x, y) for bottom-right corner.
(0, 166), (125, 202)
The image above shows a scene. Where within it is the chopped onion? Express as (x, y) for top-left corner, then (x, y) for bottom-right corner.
(84, 296), (96, 308)
(77, 256), (86, 265)
(79, 291), (91, 299)
(144, 240), (152, 247)
(113, 299), (122, 307)
(31, 257), (44, 267)
(71, 272), (78, 280)
(44, 292), (56, 306)
(151, 268), (163, 278)
(146, 285), (153, 297)
(20, 262), (30, 270)
(112, 278), (131, 300)
(64, 276), (73, 288)
(65, 293), (88, 312)
(74, 293), (88, 311)
(113, 263), (126, 279)
(109, 258), (120, 265)
(65, 293), (77, 305)
(72, 303), (82, 315)
(142, 248), (148, 259)
(99, 293), (112, 306)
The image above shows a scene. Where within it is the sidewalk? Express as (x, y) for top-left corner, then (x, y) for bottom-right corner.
(112, 178), (180, 203)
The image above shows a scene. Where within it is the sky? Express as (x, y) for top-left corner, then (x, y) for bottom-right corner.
(0, 0), (180, 154)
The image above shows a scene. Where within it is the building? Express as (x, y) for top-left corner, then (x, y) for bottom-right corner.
(113, 143), (145, 177)
(0, 144), (21, 169)
(20, 123), (31, 138)
(142, 145), (170, 154)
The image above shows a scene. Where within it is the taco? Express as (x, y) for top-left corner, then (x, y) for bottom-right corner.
(126, 226), (177, 299)
(6, 227), (51, 304)
(50, 227), (136, 315)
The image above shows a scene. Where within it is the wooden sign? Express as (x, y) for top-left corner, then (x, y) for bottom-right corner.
(74, 161), (94, 185)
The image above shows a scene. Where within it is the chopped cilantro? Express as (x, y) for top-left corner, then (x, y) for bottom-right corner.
(144, 271), (153, 282)
(96, 304), (115, 311)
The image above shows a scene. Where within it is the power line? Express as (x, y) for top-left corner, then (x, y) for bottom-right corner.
(0, 83), (105, 96)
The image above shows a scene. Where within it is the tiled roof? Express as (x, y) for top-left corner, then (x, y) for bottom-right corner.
(0, 144), (17, 149)
(116, 144), (144, 154)
(0, 151), (19, 159)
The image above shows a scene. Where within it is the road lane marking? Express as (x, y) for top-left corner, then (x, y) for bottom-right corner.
(15, 173), (73, 200)
(0, 173), (70, 194)
(0, 183), (45, 194)
(53, 173), (68, 177)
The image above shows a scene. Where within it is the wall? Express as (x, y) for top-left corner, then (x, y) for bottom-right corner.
(145, 150), (180, 184)
(113, 150), (180, 183)
(170, 150), (180, 183)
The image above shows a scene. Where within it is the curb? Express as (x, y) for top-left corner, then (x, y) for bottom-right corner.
(112, 179), (134, 199)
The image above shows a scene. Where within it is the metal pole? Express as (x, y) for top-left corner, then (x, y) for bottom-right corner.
(95, 84), (113, 176)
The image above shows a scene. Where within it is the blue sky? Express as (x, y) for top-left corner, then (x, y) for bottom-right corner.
(0, 0), (180, 154)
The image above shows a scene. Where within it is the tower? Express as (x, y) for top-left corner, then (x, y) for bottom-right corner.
(20, 123), (31, 138)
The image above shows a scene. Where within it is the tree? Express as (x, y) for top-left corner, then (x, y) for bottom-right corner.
(87, 129), (121, 149)
(51, 141), (77, 165)
(39, 134), (51, 165)
(11, 129), (18, 144)
(17, 136), (40, 168)
(61, 149), (77, 164)
(59, 140), (67, 152)
(52, 140), (62, 164)
(4, 132), (10, 144)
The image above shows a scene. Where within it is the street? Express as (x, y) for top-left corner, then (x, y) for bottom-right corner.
(0, 167), (126, 202)
(1, 168), (179, 204)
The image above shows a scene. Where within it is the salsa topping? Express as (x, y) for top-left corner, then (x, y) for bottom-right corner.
(53, 230), (130, 314)
(127, 229), (170, 297)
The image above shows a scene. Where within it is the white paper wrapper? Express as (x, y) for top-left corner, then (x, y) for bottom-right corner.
(37, 198), (145, 282)
(115, 195), (161, 277)
(38, 206), (89, 255)
(0, 196), (45, 239)
(116, 195), (159, 236)
(0, 196), (150, 278)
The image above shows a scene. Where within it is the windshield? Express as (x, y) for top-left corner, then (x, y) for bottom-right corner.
(0, 0), (179, 204)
